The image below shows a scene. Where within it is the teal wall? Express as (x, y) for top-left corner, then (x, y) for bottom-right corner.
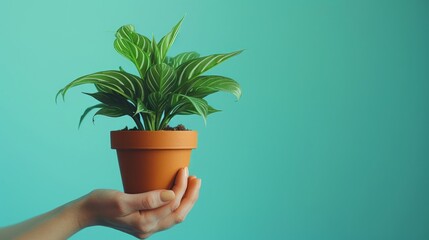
(1, 0), (429, 239)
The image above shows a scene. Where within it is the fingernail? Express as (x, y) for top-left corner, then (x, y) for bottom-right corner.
(185, 167), (189, 177)
(160, 190), (175, 202)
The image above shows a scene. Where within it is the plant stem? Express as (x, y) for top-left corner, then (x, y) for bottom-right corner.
(159, 112), (172, 130)
(141, 113), (150, 131)
(155, 112), (162, 130)
(142, 113), (156, 131)
(132, 115), (144, 130)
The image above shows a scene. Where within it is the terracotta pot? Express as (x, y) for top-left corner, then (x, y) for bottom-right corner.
(111, 130), (197, 194)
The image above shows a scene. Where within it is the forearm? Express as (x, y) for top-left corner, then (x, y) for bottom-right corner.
(0, 198), (86, 240)
(0, 173), (199, 240)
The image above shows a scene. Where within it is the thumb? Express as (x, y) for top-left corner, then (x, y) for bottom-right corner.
(123, 190), (175, 211)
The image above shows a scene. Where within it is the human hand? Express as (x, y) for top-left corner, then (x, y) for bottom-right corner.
(75, 168), (201, 239)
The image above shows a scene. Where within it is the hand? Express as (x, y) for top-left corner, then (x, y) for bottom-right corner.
(76, 167), (201, 239)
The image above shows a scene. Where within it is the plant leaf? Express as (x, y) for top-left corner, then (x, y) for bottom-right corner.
(78, 104), (104, 128)
(94, 83), (112, 94)
(207, 105), (221, 115)
(148, 92), (168, 112)
(151, 36), (162, 65)
(171, 94), (209, 124)
(146, 63), (177, 95)
(135, 98), (154, 116)
(83, 92), (131, 107)
(177, 104), (220, 116)
(57, 70), (144, 102)
(92, 105), (130, 122)
(83, 92), (150, 118)
(176, 50), (243, 85)
(114, 38), (151, 78)
(115, 25), (151, 53)
(183, 75), (241, 100)
(158, 17), (183, 62)
(171, 51), (200, 68)
(165, 56), (174, 66)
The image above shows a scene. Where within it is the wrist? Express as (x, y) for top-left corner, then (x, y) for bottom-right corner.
(68, 193), (97, 229)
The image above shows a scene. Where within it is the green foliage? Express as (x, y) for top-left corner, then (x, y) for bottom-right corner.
(57, 18), (242, 130)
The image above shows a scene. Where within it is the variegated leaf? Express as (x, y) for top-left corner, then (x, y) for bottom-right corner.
(79, 104), (104, 128)
(171, 52), (200, 68)
(158, 17), (183, 61)
(146, 63), (176, 95)
(116, 25), (151, 53)
(171, 94), (209, 124)
(207, 105), (221, 115)
(57, 70), (144, 102)
(114, 38), (151, 78)
(135, 98), (154, 116)
(83, 92), (132, 108)
(183, 75), (241, 100)
(94, 83), (112, 94)
(148, 92), (168, 112)
(176, 103), (220, 116)
(151, 36), (162, 65)
(93, 105), (131, 122)
(176, 50), (243, 85)
(165, 56), (174, 66)
(83, 91), (139, 117)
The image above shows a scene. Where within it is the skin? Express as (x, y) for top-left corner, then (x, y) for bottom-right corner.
(0, 167), (201, 240)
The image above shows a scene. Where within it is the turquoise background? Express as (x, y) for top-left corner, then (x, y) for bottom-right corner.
(1, 0), (428, 239)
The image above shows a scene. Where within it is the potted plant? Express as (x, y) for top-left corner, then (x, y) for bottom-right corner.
(57, 18), (242, 193)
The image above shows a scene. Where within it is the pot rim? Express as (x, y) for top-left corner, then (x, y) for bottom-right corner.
(111, 130), (198, 150)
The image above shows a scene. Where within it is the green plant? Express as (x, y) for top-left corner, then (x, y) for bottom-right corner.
(56, 18), (242, 130)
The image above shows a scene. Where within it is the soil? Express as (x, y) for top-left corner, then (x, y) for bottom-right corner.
(120, 124), (189, 131)
(163, 124), (189, 131)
